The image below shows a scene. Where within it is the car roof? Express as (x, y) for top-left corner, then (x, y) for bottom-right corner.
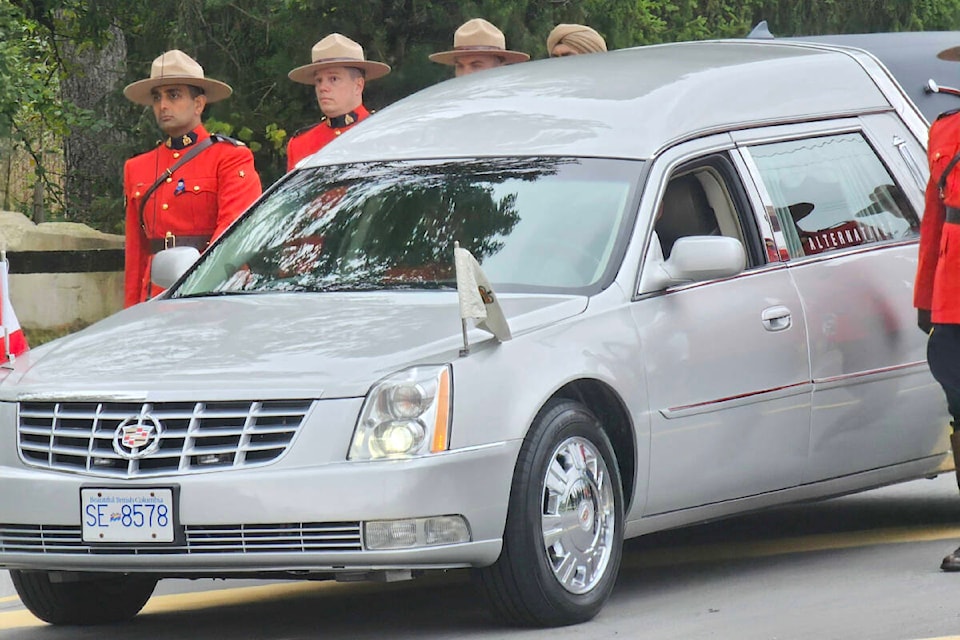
(309, 39), (912, 166)
(773, 31), (960, 123)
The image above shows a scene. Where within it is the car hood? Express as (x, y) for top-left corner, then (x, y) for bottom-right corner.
(1, 292), (587, 402)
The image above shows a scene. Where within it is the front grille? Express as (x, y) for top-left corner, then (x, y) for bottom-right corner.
(17, 400), (313, 477)
(0, 522), (362, 555)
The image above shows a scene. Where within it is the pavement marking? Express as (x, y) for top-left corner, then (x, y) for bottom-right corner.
(0, 581), (335, 630)
(142, 580), (330, 614)
(3, 524), (960, 631)
(625, 524), (960, 569)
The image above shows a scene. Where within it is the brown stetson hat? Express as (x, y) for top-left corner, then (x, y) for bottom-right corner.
(939, 46), (960, 61)
(123, 50), (233, 106)
(288, 34), (391, 85)
(429, 18), (530, 66)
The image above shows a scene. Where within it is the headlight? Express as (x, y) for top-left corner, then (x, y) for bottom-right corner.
(349, 365), (452, 460)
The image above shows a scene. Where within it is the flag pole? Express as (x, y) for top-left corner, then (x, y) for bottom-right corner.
(455, 242), (470, 357)
(460, 319), (470, 357)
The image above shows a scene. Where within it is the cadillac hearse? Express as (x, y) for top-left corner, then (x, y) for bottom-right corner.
(0, 38), (950, 627)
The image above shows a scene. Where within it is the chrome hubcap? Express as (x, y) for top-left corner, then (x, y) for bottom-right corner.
(540, 436), (616, 594)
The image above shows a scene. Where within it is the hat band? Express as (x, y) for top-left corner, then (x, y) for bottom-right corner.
(311, 56), (368, 65)
(453, 45), (506, 52)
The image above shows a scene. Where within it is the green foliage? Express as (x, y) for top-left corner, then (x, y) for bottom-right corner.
(264, 122), (287, 152)
(7, 0), (960, 231)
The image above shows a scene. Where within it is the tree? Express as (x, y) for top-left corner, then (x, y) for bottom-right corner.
(7, 0), (960, 232)
(61, 27), (127, 232)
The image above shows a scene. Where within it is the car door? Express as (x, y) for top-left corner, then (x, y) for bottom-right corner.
(735, 116), (950, 483)
(630, 136), (813, 515)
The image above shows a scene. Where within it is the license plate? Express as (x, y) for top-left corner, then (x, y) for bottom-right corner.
(81, 488), (174, 543)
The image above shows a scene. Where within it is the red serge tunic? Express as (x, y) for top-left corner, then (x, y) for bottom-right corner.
(285, 105), (371, 171)
(916, 110), (960, 324)
(123, 126), (262, 307)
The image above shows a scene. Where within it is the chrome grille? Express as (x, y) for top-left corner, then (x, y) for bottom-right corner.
(0, 522), (362, 555)
(17, 400), (313, 477)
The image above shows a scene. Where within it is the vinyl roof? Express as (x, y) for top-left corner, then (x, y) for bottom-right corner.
(308, 39), (903, 165)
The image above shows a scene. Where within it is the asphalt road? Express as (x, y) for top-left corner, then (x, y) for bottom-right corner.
(2, 474), (960, 639)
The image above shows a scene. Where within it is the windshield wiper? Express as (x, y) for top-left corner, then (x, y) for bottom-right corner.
(172, 289), (261, 300)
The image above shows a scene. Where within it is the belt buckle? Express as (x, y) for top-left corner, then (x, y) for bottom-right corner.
(164, 231), (175, 250)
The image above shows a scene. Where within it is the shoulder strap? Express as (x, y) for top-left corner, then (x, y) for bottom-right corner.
(209, 133), (245, 146)
(138, 136), (217, 234)
(937, 150), (960, 200)
(291, 121), (323, 138)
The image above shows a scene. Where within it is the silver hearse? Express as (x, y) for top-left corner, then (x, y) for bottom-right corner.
(0, 39), (950, 627)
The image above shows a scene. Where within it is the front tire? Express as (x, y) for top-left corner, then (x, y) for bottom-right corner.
(475, 399), (624, 627)
(10, 570), (157, 625)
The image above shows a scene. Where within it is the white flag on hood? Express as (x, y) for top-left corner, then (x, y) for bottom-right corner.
(454, 243), (511, 342)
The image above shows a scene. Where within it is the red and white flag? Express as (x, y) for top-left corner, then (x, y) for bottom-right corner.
(0, 260), (28, 360)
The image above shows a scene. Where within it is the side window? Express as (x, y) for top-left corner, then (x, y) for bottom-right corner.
(654, 157), (763, 266)
(656, 173), (719, 258)
(746, 133), (920, 259)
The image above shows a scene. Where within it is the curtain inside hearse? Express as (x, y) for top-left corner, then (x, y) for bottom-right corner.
(747, 133), (920, 259)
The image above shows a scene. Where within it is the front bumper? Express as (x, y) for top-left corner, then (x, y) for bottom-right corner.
(0, 439), (520, 574)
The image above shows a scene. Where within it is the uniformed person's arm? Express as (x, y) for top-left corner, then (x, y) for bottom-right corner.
(286, 137), (299, 173)
(915, 169), (945, 313)
(123, 159), (149, 308)
(213, 144), (262, 239)
(286, 123), (322, 172)
(915, 119), (952, 325)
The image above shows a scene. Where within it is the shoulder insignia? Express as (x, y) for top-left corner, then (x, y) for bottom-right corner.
(292, 121), (324, 137)
(210, 133), (245, 147)
(936, 108), (960, 121)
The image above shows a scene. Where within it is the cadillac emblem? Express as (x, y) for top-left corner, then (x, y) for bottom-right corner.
(113, 414), (164, 460)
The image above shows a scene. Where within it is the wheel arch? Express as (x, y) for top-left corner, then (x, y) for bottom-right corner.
(552, 378), (637, 512)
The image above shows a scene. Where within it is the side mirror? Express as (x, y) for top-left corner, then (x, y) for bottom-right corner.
(641, 236), (746, 292)
(150, 246), (201, 290)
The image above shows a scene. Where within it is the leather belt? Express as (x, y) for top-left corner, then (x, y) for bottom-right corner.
(947, 207), (960, 225)
(147, 234), (210, 254)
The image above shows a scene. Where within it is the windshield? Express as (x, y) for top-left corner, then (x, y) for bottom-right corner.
(173, 157), (642, 298)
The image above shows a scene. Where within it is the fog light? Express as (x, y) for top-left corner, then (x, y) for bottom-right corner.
(425, 516), (471, 546)
(364, 515), (471, 550)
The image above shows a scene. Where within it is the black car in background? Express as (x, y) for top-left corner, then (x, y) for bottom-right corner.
(750, 23), (960, 123)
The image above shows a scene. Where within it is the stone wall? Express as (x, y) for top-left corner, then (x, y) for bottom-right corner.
(0, 211), (123, 332)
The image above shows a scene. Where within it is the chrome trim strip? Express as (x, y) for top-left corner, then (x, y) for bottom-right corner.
(661, 381), (812, 419)
(661, 360), (929, 418)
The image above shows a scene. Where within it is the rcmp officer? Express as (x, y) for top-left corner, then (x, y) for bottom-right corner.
(429, 18), (529, 77)
(915, 45), (960, 571)
(122, 49), (262, 307)
(286, 34), (391, 171)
